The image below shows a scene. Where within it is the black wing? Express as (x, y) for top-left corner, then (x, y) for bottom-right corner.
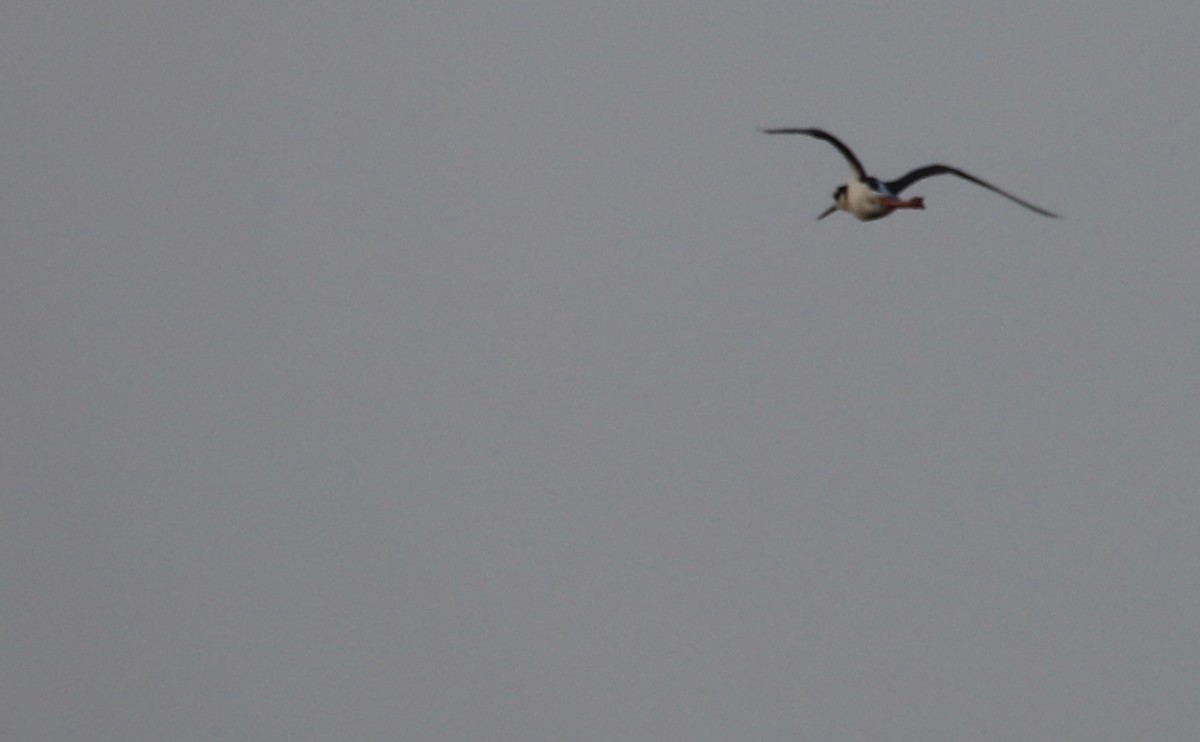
(887, 165), (1058, 218)
(761, 128), (867, 181)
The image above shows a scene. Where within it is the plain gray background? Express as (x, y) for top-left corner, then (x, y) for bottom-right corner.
(3, 3), (1198, 740)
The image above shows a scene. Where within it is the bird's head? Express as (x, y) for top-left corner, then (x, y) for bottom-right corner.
(818, 185), (847, 219)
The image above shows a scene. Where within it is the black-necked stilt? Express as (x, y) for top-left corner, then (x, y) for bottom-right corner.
(762, 128), (1058, 221)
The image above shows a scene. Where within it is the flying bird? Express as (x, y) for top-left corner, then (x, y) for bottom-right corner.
(762, 128), (1058, 221)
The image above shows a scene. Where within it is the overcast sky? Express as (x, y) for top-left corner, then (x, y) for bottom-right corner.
(3, 3), (1199, 741)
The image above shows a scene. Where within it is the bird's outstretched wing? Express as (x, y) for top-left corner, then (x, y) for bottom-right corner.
(887, 165), (1058, 218)
(761, 128), (867, 181)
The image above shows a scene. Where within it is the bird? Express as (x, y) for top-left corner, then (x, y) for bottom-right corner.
(761, 127), (1058, 221)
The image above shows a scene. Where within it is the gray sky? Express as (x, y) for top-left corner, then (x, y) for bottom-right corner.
(3, 3), (1198, 741)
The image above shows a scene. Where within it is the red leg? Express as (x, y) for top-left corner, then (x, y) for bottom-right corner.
(880, 195), (925, 210)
